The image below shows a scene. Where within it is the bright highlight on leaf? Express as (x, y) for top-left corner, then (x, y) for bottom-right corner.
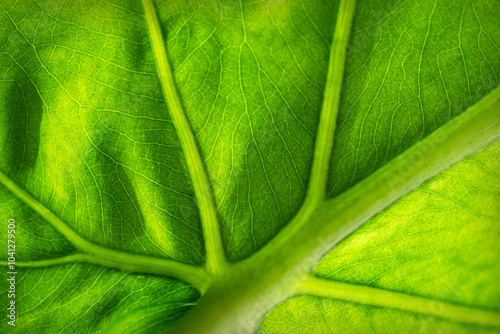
(0, 0), (499, 333)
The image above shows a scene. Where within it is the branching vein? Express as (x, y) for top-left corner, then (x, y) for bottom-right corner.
(298, 276), (500, 327)
(247, 0), (358, 268)
(247, 85), (500, 305)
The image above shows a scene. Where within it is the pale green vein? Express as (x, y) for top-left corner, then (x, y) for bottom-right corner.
(141, 0), (225, 275)
(302, 85), (500, 263)
(305, 0), (356, 205)
(246, 0), (357, 267)
(0, 171), (210, 291)
(298, 276), (500, 327)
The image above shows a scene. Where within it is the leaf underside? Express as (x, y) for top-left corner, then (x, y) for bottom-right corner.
(0, 0), (499, 333)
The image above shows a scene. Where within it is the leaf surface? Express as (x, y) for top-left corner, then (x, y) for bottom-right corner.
(0, 0), (499, 333)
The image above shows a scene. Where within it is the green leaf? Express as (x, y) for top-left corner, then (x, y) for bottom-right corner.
(0, 0), (499, 333)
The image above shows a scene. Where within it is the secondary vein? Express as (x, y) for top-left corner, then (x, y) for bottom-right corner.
(262, 0), (357, 253)
(141, 0), (225, 275)
(305, 0), (356, 205)
(298, 276), (500, 327)
(0, 171), (210, 292)
(244, 0), (357, 269)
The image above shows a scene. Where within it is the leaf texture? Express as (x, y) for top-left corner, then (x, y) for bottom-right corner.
(0, 0), (499, 333)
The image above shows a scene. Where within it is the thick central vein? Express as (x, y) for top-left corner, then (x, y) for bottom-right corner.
(298, 276), (500, 327)
(141, 0), (225, 274)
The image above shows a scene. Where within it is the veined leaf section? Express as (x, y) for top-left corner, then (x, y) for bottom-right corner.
(250, 0), (358, 275)
(168, 83), (500, 334)
(0, 169), (210, 291)
(298, 276), (500, 327)
(250, 85), (500, 273)
(141, 0), (225, 275)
